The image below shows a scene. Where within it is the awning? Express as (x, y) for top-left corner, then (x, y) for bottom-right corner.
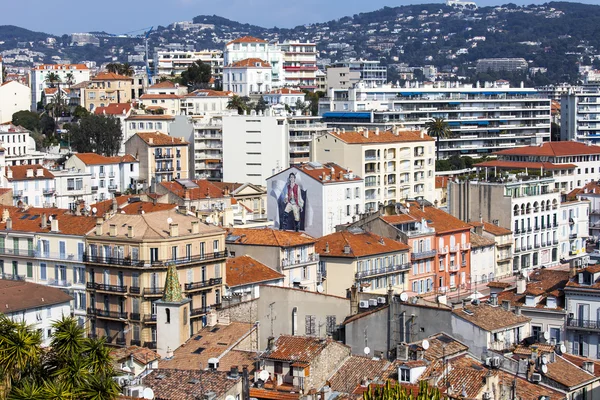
(322, 112), (370, 119)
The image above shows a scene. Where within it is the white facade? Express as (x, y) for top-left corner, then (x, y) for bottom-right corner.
(52, 169), (93, 210)
(224, 37), (284, 87)
(7, 166), (56, 207)
(561, 87), (600, 144)
(0, 81), (31, 123)
(153, 49), (223, 83)
(320, 81), (551, 159)
(30, 64), (91, 110)
(280, 41), (318, 90)
(575, 182), (600, 239)
(222, 113), (288, 186)
(181, 89), (234, 115)
(469, 238), (496, 287)
(267, 162), (365, 238)
(329, 59), (387, 88)
(559, 200), (589, 260)
(223, 59), (271, 96)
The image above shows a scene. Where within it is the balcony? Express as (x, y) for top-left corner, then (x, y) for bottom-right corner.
(91, 186), (98, 192)
(109, 172), (116, 178)
(48, 279), (72, 288)
(184, 277), (222, 292)
(190, 307), (211, 317)
(567, 319), (600, 331)
(1, 273), (25, 281)
(130, 286), (141, 295)
(43, 188), (56, 195)
(449, 245), (460, 253)
(156, 166), (175, 173)
(99, 172), (106, 178)
(0, 248), (35, 257)
(411, 249), (438, 261)
(569, 233), (578, 239)
(116, 337), (127, 346)
(83, 250), (227, 268)
(130, 313), (141, 321)
(144, 341), (157, 350)
(143, 287), (164, 297)
(553, 239), (559, 245)
(461, 260), (467, 267)
(108, 185), (118, 192)
(155, 153), (174, 160)
(438, 246), (449, 255)
(461, 243), (471, 251)
(88, 308), (128, 320)
(449, 264), (459, 272)
(12, 190), (23, 198)
(355, 262), (410, 279)
(143, 314), (157, 323)
(281, 254), (319, 269)
(86, 282), (128, 293)
(130, 340), (141, 347)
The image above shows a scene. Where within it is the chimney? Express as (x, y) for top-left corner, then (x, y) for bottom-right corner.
(5, 218), (12, 230)
(343, 244), (351, 254)
(350, 284), (359, 315)
(502, 300), (511, 311)
(148, 137), (154, 145)
(364, 130), (369, 138)
(112, 198), (118, 214)
(1, 209), (8, 223)
(26, 168), (34, 178)
(41, 213), (47, 229)
(184, 190), (190, 200)
(191, 220), (200, 234)
(514, 306), (521, 316)
(570, 264), (578, 278)
(242, 366), (250, 400)
(50, 218), (59, 232)
(420, 130), (424, 139)
(127, 225), (134, 238)
(95, 218), (103, 236)
(109, 224), (117, 237)
(375, 127), (380, 135)
(516, 275), (527, 295)
(325, 242), (330, 253)
(393, 126), (400, 136)
(170, 223), (179, 237)
(490, 293), (498, 306)
(6, 168), (12, 179)
(36, 168), (44, 177)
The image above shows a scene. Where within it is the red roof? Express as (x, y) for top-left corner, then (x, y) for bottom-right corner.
(316, 230), (409, 258)
(92, 72), (133, 81)
(159, 180), (231, 200)
(148, 81), (177, 89)
(289, 162), (362, 184)
(227, 36), (268, 45)
(226, 256), (284, 287)
(185, 89), (233, 98)
(94, 103), (132, 116)
(328, 129), (433, 144)
(494, 141), (600, 157)
(139, 93), (181, 100)
(134, 132), (187, 146)
(6, 165), (54, 181)
(72, 153), (137, 165)
(227, 227), (316, 247)
(228, 58), (271, 68)
(33, 64), (88, 70)
(435, 176), (449, 189)
(403, 201), (471, 234)
(0, 206), (96, 235)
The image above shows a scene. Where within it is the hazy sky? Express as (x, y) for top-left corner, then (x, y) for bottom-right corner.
(4, 0), (600, 35)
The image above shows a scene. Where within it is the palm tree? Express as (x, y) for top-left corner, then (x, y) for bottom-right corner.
(227, 95), (250, 115)
(118, 63), (134, 77)
(44, 73), (61, 88)
(105, 63), (119, 74)
(64, 72), (75, 87)
(425, 117), (452, 160)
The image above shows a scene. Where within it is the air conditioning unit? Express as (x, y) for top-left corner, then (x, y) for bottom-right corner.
(126, 388), (140, 397)
(377, 296), (386, 304)
(359, 300), (370, 308)
(531, 373), (542, 382)
(368, 299), (378, 307)
(482, 392), (492, 400)
(492, 357), (501, 367)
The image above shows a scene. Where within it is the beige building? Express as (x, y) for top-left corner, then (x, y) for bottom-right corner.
(314, 128), (436, 211)
(124, 132), (189, 186)
(84, 209), (227, 348)
(75, 72), (134, 112)
(469, 221), (514, 279)
(138, 93), (182, 116)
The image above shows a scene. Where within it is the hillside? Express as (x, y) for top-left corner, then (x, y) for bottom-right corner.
(2, 2), (600, 84)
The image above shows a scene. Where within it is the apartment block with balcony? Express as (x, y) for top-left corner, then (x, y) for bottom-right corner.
(224, 36), (284, 87)
(189, 115), (224, 181)
(181, 89), (234, 117)
(153, 49), (223, 84)
(76, 72), (134, 113)
(64, 153), (139, 204)
(561, 87), (600, 144)
(280, 40), (318, 90)
(328, 59), (387, 88)
(0, 207), (97, 320)
(449, 176), (562, 273)
(124, 132), (189, 186)
(314, 127), (436, 211)
(315, 228), (410, 297)
(223, 58), (272, 96)
(573, 181), (600, 239)
(226, 228), (320, 292)
(559, 200), (590, 261)
(84, 210), (227, 348)
(30, 64), (91, 110)
(138, 93), (182, 116)
(319, 82), (551, 159)
(469, 221), (514, 279)
(7, 165), (56, 208)
(287, 115), (328, 164)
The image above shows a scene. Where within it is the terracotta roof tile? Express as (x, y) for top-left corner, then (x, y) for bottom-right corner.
(380, 214), (417, 225)
(227, 228), (316, 247)
(92, 72), (132, 81)
(249, 388), (300, 400)
(6, 165), (54, 181)
(263, 335), (344, 363)
(149, 81), (177, 89)
(544, 355), (597, 388)
(327, 129), (433, 144)
(34, 64), (88, 70)
(140, 93), (182, 100)
(287, 162), (362, 184)
(159, 180), (230, 200)
(185, 89), (233, 98)
(452, 303), (530, 332)
(421, 333), (468, 361)
(403, 201), (471, 233)
(0, 279), (72, 313)
(141, 369), (240, 400)
(435, 176), (449, 189)
(562, 354), (600, 377)
(125, 114), (175, 121)
(328, 356), (391, 395)
(487, 281), (511, 289)
(316, 230), (409, 258)
(111, 345), (160, 365)
(495, 141), (600, 157)
(94, 103), (132, 116)
(0, 206), (97, 235)
(227, 36), (268, 45)
(469, 221), (513, 236)
(569, 180), (600, 200)
(497, 372), (564, 400)
(226, 256), (284, 287)
(134, 132), (187, 146)
(566, 265), (600, 289)
(119, 202), (177, 215)
(512, 343), (556, 356)
(72, 153), (137, 165)
(470, 232), (496, 248)
(495, 269), (568, 309)
(229, 58), (271, 68)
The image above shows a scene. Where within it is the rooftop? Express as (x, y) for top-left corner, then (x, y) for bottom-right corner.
(133, 132), (188, 146)
(286, 162), (363, 184)
(327, 356), (391, 395)
(421, 333), (469, 361)
(474, 160), (577, 170)
(0, 206), (97, 235)
(227, 36), (268, 45)
(497, 371), (564, 400)
(148, 81), (177, 89)
(93, 103), (132, 116)
(469, 221), (512, 236)
(453, 303), (530, 332)
(6, 165), (54, 181)
(226, 256), (284, 287)
(496, 269), (568, 309)
(229, 58), (271, 68)
(263, 335), (343, 363)
(111, 345), (160, 365)
(159, 179), (238, 201)
(402, 201), (472, 234)
(139, 93), (182, 100)
(185, 89), (233, 98)
(327, 128), (433, 144)
(140, 369), (240, 400)
(315, 230), (409, 258)
(71, 153), (137, 166)
(92, 72), (133, 81)
(470, 232), (496, 249)
(494, 141), (600, 157)
(0, 279), (72, 313)
(226, 227), (316, 247)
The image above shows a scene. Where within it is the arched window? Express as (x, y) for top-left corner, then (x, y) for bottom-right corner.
(439, 237), (444, 249)
(292, 307), (298, 335)
(450, 236), (456, 247)
(461, 233), (466, 244)
(165, 308), (171, 324)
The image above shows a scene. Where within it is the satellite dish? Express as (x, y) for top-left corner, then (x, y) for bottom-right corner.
(122, 365), (131, 373)
(85, 204), (91, 211)
(560, 344), (567, 353)
(92, 207), (97, 214)
(541, 355), (548, 365)
(364, 346), (371, 355)
(258, 369), (269, 381)
(543, 331), (550, 340)
(226, 396), (235, 400)
(167, 217), (173, 225)
(316, 285), (324, 293)
(143, 388), (154, 400)
(541, 364), (548, 374)
(48, 216), (53, 221)
(400, 292), (409, 302)
(422, 339), (430, 350)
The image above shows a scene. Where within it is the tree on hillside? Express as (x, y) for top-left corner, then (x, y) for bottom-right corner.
(180, 60), (212, 91)
(69, 114), (123, 156)
(425, 117), (452, 160)
(0, 315), (120, 400)
(12, 111), (40, 132)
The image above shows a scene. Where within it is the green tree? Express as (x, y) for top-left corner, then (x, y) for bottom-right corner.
(363, 380), (444, 400)
(64, 72), (75, 87)
(44, 72), (61, 88)
(227, 95), (250, 115)
(180, 61), (212, 91)
(69, 114), (123, 156)
(105, 63), (119, 74)
(39, 114), (56, 136)
(425, 117), (452, 160)
(255, 96), (267, 113)
(119, 63), (134, 77)
(71, 106), (89, 122)
(12, 111), (40, 132)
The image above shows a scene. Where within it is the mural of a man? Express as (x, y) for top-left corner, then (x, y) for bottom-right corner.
(282, 172), (304, 232)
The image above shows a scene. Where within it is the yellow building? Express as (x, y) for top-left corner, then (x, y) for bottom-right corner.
(77, 72), (134, 112)
(84, 209), (227, 348)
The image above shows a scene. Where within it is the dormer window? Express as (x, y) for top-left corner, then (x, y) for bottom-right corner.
(578, 272), (592, 286)
(546, 296), (557, 309)
(399, 367), (410, 383)
(525, 295), (536, 307)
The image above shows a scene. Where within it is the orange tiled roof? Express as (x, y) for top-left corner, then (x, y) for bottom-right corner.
(34, 64), (88, 70)
(72, 153), (137, 166)
(264, 335), (342, 363)
(134, 132), (187, 146)
(227, 36), (267, 45)
(469, 221), (513, 236)
(494, 141), (600, 157)
(229, 58), (271, 68)
(159, 180), (231, 200)
(496, 269), (569, 310)
(92, 72), (133, 81)
(403, 201), (471, 234)
(453, 303), (530, 332)
(380, 214), (417, 225)
(227, 227), (316, 247)
(290, 162), (362, 184)
(266, 88), (304, 95)
(226, 255), (284, 287)
(544, 355), (597, 388)
(140, 369), (240, 400)
(125, 114), (175, 121)
(89, 196), (133, 217)
(6, 165), (54, 181)
(0, 206), (97, 235)
(497, 372), (564, 400)
(316, 230), (409, 258)
(435, 176), (449, 189)
(470, 232), (496, 248)
(148, 81), (177, 89)
(328, 356), (391, 395)
(139, 93), (181, 100)
(185, 89), (233, 98)
(94, 103), (132, 116)
(569, 180), (600, 200)
(111, 345), (160, 365)
(327, 129), (433, 144)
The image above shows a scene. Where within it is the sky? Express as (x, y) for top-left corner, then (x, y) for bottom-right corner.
(3, 0), (600, 35)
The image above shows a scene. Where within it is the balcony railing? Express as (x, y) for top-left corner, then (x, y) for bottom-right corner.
(567, 319), (600, 331)
(1, 273), (25, 281)
(13, 190), (23, 197)
(411, 249), (437, 260)
(281, 254), (319, 268)
(155, 153), (174, 160)
(190, 307), (211, 317)
(438, 246), (449, 255)
(0, 248), (35, 257)
(449, 245), (460, 252)
(88, 308), (128, 320)
(569, 233), (578, 239)
(43, 188), (56, 195)
(108, 185), (118, 192)
(355, 262), (410, 279)
(130, 340), (141, 346)
(83, 251), (227, 268)
(461, 243), (471, 251)
(86, 282), (128, 293)
(48, 279), (72, 288)
(130, 313), (141, 321)
(143, 314), (157, 323)
(130, 286), (141, 295)
(144, 341), (157, 349)
(184, 277), (222, 291)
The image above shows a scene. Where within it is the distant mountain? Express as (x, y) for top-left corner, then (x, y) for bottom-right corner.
(2, 2), (600, 84)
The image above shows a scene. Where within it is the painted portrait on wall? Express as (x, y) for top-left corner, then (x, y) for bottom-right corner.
(271, 172), (308, 232)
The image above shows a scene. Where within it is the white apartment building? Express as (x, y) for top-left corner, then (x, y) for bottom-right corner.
(0, 123), (34, 160)
(320, 81), (552, 159)
(180, 115), (223, 181)
(477, 141), (600, 193)
(52, 168), (93, 210)
(328, 59), (387, 88)
(181, 89), (233, 115)
(559, 200), (589, 261)
(288, 115), (328, 164)
(64, 153), (139, 202)
(280, 41), (318, 90)
(313, 127), (436, 211)
(263, 88), (305, 108)
(153, 49), (223, 84)
(224, 36), (284, 87)
(574, 181), (600, 239)
(561, 86), (600, 144)
(222, 112), (289, 186)
(7, 165), (56, 207)
(30, 64), (91, 110)
(223, 58), (272, 96)
(0, 80), (31, 123)
(146, 81), (188, 96)
(123, 114), (174, 147)
(138, 93), (182, 116)
(449, 177), (562, 273)
(267, 162), (364, 238)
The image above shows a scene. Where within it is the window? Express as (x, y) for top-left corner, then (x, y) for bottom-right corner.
(326, 315), (336, 335)
(400, 368), (410, 383)
(150, 248), (159, 263)
(26, 262), (32, 278)
(532, 325), (542, 339)
(67, 178), (75, 190)
(346, 205), (351, 216)
(40, 263), (47, 280)
(165, 308), (170, 324)
(305, 315), (316, 335)
(274, 361), (283, 374)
